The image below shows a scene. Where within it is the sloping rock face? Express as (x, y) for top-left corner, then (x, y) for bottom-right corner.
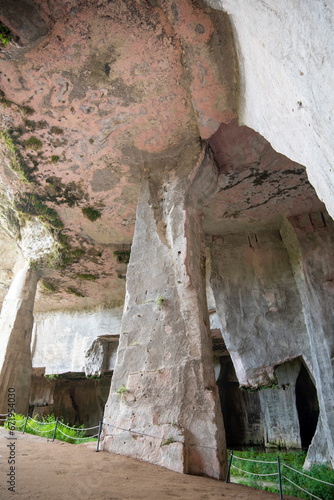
(206, 0), (334, 220)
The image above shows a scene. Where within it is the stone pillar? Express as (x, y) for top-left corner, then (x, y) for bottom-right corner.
(102, 149), (226, 478)
(259, 359), (302, 449)
(281, 214), (334, 468)
(0, 263), (39, 416)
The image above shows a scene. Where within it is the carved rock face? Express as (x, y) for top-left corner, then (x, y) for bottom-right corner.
(0, 0), (237, 312)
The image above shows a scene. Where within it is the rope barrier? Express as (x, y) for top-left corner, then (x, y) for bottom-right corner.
(104, 421), (219, 450)
(232, 454), (277, 464)
(231, 464), (278, 477)
(59, 421), (99, 432)
(27, 416), (53, 426)
(26, 422), (54, 434)
(56, 427), (98, 440)
(104, 421), (164, 441)
(282, 475), (323, 500)
(14, 422), (25, 429)
(283, 463), (334, 487)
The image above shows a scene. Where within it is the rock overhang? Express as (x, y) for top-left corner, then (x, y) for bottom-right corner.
(0, 0), (237, 313)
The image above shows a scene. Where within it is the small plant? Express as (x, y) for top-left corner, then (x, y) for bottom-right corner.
(113, 249), (131, 264)
(44, 374), (61, 380)
(0, 22), (12, 48)
(129, 341), (138, 347)
(116, 384), (128, 401)
(67, 287), (84, 297)
(50, 126), (63, 135)
(82, 207), (101, 222)
(21, 105), (35, 116)
(25, 136), (42, 150)
(0, 130), (33, 182)
(41, 280), (56, 292)
(51, 155), (60, 163)
(76, 273), (98, 281)
(156, 295), (164, 307)
(161, 437), (175, 447)
(14, 193), (64, 229)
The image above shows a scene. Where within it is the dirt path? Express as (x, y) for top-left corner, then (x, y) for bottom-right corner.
(0, 428), (299, 500)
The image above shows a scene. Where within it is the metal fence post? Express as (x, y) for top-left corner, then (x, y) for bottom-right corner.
(52, 417), (58, 442)
(277, 456), (283, 499)
(23, 413), (29, 434)
(225, 450), (233, 483)
(96, 421), (102, 452)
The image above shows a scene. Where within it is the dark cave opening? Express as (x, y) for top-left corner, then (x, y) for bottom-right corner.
(295, 363), (319, 449)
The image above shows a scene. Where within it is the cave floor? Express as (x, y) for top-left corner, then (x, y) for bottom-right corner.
(0, 429), (300, 500)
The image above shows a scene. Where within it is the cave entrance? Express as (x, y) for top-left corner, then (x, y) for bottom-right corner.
(295, 363), (319, 449)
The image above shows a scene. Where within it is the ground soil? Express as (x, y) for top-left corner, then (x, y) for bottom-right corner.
(0, 428), (299, 500)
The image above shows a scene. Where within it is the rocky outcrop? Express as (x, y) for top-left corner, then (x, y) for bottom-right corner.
(102, 147), (226, 478)
(0, 263), (39, 414)
(206, 0), (334, 220)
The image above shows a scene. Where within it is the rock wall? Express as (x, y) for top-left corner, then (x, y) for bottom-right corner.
(29, 371), (112, 430)
(210, 214), (334, 466)
(31, 308), (122, 374)
(281, 214), (334, 467)
(210, 230), (309, 387)
(217, 357), (305, 449)
(206, 0), (334, 219)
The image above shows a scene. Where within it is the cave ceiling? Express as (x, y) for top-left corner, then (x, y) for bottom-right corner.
(0, 0), (325, 312)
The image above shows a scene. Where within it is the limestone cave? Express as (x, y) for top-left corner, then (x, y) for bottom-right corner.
(0, 0), (333, 482)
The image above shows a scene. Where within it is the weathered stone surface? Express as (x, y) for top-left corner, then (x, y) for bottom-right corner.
(0, 263), (38, 415)
(0, 0), (332, 474)
(281, 214), (334, 467)
(206, 0), (334, 219)
(102, 148), (226, 478)
(259, 360), (302, 449)
(0, 0), (237, 313)
(31, 308), (122, 374)
(0, 0), (47, 46)
(210, 230), (309, 387)
(85, 338), (109, 377)
(29, 371), (112, 430)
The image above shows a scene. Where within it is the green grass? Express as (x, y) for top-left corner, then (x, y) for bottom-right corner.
(5, 413), (97, 445)
(228, 448), (334, 499)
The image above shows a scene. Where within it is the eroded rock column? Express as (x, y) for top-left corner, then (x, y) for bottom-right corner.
(0, 263), (39, 415)
(102, 150), (226, 478)
(281, 214), (334, 467)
